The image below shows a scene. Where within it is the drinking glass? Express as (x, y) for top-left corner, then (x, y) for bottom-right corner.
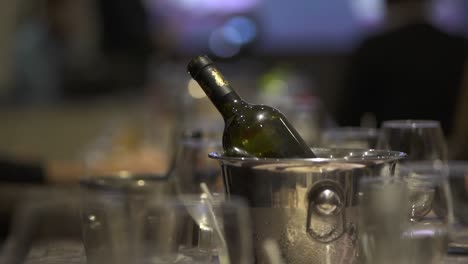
(358, 174), (450, 264)
(80, 174), (173, 264)
(377, 120), (448, 162)
(358, 177), (411, 264)
(135, 195), (254, 264)
(80, 120), (175, 264)
(320, 127), (379, 149)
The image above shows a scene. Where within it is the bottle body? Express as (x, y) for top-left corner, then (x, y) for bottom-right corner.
(223, 103), (315, 158)
(187, 55), (316, 158)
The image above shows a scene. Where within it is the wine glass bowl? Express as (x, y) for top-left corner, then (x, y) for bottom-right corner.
(407, 175), (437, 222)
(398, 163), (449, 222)
(377, 120), (448, 162)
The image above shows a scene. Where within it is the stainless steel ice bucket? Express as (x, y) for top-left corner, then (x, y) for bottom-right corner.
(209, 148), (406, 264)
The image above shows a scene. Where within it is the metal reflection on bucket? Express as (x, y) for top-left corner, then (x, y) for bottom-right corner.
(210, 148), (406, 264)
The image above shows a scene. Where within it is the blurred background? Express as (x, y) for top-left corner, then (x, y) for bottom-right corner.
(0, 0), (467, 183)
(0, 0), (468, 261)
(0, 0), (466, 258)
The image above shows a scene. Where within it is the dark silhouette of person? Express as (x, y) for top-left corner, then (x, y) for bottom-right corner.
(95, 0), (154, 91)
(338, 0), (467, 136)
(11, 0), (77, 104)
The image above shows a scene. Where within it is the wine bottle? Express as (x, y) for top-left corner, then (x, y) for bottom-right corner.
(187, 55), (316, 158)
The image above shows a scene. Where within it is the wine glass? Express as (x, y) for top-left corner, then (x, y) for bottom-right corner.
(377, 120), (448, 163)
(397, 162), (452, 264)
(358, 173), (451, 264)
(80, 117), (175, 264)
(370, 120), (451, 263)
(169, 130), (224, 196)
(135, 195), (254, 264)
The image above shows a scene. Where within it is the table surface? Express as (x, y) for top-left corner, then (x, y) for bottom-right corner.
(24, 240), (86, 264)
(0, 185), (467, 264)
(20, 240), (468, 264)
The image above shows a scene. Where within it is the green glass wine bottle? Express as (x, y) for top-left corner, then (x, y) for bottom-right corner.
(187, 55), (316, 158)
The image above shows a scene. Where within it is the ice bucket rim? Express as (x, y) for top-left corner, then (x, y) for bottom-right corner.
(208, 147), (406, 165)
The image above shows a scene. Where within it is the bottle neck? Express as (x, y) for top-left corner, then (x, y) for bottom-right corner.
(193, 65), (244, 119)
(213, 92), (244, 120)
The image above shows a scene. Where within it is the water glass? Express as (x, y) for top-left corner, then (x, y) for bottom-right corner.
(358, 174), (450, 264)
(358, 177), (410, 264)
(80, 174), (173, 264)
(135, 195), (254, 264)
(80, 124), (176, 264)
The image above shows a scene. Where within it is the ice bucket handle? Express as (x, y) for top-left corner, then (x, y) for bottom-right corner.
(306, 180), (346, 243)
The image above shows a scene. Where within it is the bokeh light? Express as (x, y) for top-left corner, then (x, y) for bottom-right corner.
(187, 79), (207, 99)
(209, 28), (241, 58)
(223, 16), (258, 45)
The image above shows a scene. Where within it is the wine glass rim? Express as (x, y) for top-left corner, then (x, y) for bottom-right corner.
(381, 119), (441, 128)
